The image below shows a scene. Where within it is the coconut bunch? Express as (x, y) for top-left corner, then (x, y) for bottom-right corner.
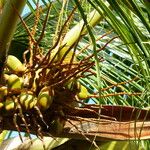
(0, 49), (93, 137)
(0, 2), (98, 137)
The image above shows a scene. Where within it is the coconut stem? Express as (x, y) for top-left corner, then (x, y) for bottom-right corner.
(57, 10), (104, 62)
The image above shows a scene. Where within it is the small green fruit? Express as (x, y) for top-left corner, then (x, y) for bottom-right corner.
(6, 55), (26, 73)
(0, 86), (7, 101)
(3, 74), (9, 81)
(0, 102), (4, 109)
(5, 97), (15, 111)
(77, 84), (89, 99)
(20, 92), (37, 110)
(7, 74), (23, 90)
(37, 86), (54, 110)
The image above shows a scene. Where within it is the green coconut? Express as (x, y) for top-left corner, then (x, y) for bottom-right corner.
(37, 86), (54, 110)
(5, 97), (15, 111)
(0, 86), (7, 101)
(6, 55), (26, 73)
(77, 84), (89, 99)
(20, 92), (37, 110)
(7, 74), (23, 90)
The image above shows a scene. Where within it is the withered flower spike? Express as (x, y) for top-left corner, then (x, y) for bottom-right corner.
(78, 30), (113, 55)
(15, 96), (32, 140)
(39, 6), (78, 68)
(34, 106), (49, 129)
(13, 113), (23, 143)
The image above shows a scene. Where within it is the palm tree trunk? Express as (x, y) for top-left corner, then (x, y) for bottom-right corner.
(0, 0), (26, 82)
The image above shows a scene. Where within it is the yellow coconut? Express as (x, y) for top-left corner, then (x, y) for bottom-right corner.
(3, 73), (9, 81)
(6, 55), (26, 73)
(77, 83), (89, 99)
(7, 74), (23, 90)
(0, 86), (7, 101)
(5, 97), (15, 111)
(37, 86), (54, 110)
(20, 92), (37, 110)
(0, 102), (4, 109)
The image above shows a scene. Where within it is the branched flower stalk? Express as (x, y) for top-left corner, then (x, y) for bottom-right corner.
(0, 1), (150, 146)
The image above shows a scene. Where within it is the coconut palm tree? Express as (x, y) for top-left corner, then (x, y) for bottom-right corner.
(0, 0), (150, 149)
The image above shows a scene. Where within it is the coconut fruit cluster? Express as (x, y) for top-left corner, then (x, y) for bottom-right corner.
(0, 55), (89, 135)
